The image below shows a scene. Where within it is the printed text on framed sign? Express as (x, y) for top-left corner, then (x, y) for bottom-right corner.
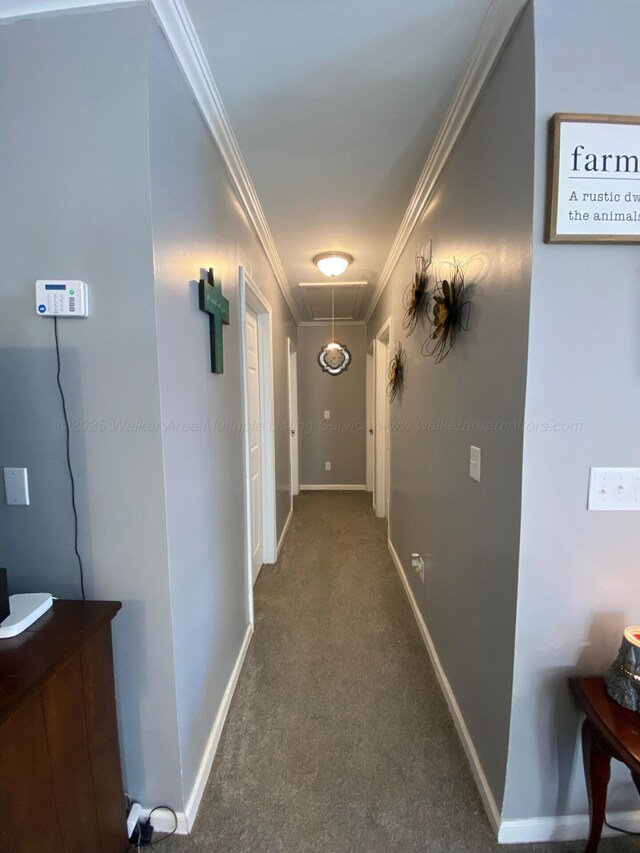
(546, 113), (640, 244)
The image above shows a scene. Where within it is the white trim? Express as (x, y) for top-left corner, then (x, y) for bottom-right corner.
(300, 484), (367, 491)
(136, 623), (254, 835)
(287, 338), (299, 502)
(183, 623), (253, 831)
(0, 0), (300, 325)
(498, 811), (640, 845)
(240, 267), (278, 622)
(366, 351), (374, 493)
(277, 504), (293, 558)
(364, 0), (527, 322)
(387, 538), (501, 837)
(373, 316), (392, 521)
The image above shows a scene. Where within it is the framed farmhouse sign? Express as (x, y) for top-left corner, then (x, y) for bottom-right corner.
(546, 113), (640, 243)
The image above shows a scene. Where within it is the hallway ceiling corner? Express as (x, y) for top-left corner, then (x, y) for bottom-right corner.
(182, 0), (528, 324)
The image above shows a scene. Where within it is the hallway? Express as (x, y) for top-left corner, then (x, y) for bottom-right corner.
(165, 493), (636, 853)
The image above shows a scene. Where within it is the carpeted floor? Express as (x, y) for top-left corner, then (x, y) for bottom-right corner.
(163, 491), (637, 852)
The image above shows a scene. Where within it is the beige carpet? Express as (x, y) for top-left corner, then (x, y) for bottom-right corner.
(163, 491), (637, 852)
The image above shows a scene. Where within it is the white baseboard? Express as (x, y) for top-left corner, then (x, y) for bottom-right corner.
(387, 539), (501, 837)
(389, 538), (640, 845)
(172, 623), (254, 832)
(277, 505), (293, 557)
(498, 811), (640, 844)
(300, 484), (367, 491)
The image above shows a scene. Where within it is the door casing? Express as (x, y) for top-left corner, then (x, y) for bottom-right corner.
(240, 267), (277, 626)
(373, 317), (392, 524)
(287, 339), (300, 502)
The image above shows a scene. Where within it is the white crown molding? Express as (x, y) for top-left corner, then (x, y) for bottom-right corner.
(364, 0), (527, 324)
(0, 0), (300, 324)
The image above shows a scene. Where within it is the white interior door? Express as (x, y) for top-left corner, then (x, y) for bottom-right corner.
(246, 309), (263, 583)
(366, 351), (373, 493)
(288, 342), (300, 497)
(374, 320), (391, 520)
(385, 387), (390, 519)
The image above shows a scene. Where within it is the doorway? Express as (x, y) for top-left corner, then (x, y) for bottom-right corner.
(240, 267), (277, 625)
(373, 317), (392, 521)
(366, 347), (374, 493)
(288, 339), (299, 503)
(245, 308), (263, 584)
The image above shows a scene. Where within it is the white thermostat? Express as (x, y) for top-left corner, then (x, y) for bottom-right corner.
(35, 280), (88, 317)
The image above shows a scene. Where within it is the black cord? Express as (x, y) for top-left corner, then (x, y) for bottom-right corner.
(605, 816), (640, 837)
(127, 805), (179, 849)
(53, 317), (86, 600)
(147, 806), (179, 846)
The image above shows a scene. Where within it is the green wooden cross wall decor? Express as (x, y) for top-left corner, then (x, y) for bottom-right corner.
(199, 267), (229, 374)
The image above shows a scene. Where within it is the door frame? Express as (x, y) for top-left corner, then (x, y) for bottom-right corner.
(287, 338), (299, 503)
(240, 266), (277, 626)
(366, 345), (374, 493)
(373, 316), (392, 521)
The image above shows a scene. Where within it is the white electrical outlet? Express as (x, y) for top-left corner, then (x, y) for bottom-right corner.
(325, 461), (331, 471)
(470, 446), (481, 482)
(4, 468), (29, 505)
(324, 410), (330, 420)
(411, 553), (425, 582)
(588, 467), (640, 510)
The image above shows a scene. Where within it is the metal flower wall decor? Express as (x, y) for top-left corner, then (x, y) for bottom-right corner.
(402, 247), (432, 336)
(387, 342), (406, 403)
(422, 258), (471, 364)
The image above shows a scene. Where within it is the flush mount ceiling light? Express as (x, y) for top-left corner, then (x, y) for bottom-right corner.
(313, 251), (353, 277)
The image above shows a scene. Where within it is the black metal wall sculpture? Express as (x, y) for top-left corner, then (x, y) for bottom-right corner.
(402, 249), (432, 336)
(387, 342), (406, 403)
(422, 259), (471, 364)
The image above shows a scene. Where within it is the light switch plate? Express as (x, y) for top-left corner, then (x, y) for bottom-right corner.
(588, 467), (640, 510)
(325, 461), (331, 471)
(324, 410), (330, 420)
(470, 446), (481, 482)
(4, 468), (29, 505)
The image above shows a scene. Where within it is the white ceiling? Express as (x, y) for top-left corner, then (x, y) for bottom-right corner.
(301, 282), (367, 321)
(184, 0), (493, 321)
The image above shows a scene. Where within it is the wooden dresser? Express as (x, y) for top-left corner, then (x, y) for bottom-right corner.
(0, 600), (127, 853)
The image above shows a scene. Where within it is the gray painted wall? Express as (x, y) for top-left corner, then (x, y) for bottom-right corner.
(367, 5), (535, 810)
(298, 324), (366, 486)
(0, 5), (295, 811)
(503, 0), (640, 821)
(0, 7), (183, 806)
(148, 23), (296, 799)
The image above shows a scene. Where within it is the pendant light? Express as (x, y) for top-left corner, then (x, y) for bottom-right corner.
(317, 288), (351, 375)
